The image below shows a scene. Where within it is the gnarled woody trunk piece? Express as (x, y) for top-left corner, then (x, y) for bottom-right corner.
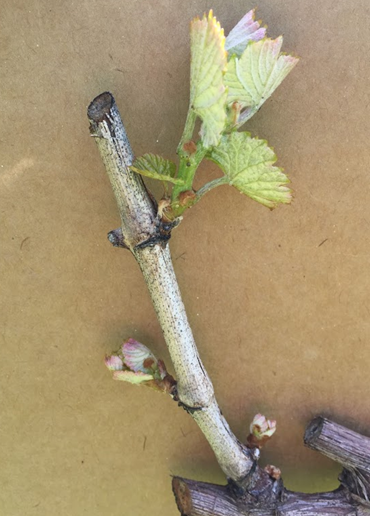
(87, 93), (370, 514)
(173, 418), (370, 515)
(172, 479), (364, 516)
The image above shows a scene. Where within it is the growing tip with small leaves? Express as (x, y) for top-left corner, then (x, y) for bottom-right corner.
(105, 338), (176, 393)
(129, 9), (298, 223)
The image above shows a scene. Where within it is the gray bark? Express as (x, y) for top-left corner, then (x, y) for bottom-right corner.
(88, 92), (254, 483)
(305, 417), (370, 474)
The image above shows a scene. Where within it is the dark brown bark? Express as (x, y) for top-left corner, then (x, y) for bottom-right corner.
(172, 477), (364, 516)
(173, 417), (370, 516)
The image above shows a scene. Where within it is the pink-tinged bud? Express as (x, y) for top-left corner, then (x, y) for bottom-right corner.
(250, 413), (277, 439)
(122, 338), (158, 374)
(105, 338), (176, 392)
(250, 413), (266, 432)
(247, 413), (277, 449)
(105, 355), (124, 371)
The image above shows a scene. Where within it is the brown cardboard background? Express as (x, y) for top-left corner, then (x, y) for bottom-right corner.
(1, 0), (370, 514)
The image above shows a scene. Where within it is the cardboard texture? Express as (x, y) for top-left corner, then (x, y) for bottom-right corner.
(1, 1), (370, 514)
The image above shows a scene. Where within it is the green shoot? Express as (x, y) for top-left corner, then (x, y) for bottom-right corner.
(130, 9), (298, 221)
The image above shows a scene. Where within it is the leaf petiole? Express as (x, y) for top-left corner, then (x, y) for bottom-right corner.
(195, 176), (228, 202)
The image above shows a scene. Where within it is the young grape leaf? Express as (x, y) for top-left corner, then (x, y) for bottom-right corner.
(224, 55), (249, 106)
(207, 132), (291, 208)
(225, 9), (266, 58)
(131, 154), (184, 185)
(190, 10), (227, 148)
(224, 37), (298, 119)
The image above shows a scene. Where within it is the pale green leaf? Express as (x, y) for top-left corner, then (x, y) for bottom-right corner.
(190, 11), (227, 148)
(225, 9), (266, 58)
(131, 154), (184, 185)
(224, 37), (298, 119)
(224, 55), (250, 105)
(113, 370), (154, 384)
(207, 132), (291, 208)
(197, 90), (228, 147)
